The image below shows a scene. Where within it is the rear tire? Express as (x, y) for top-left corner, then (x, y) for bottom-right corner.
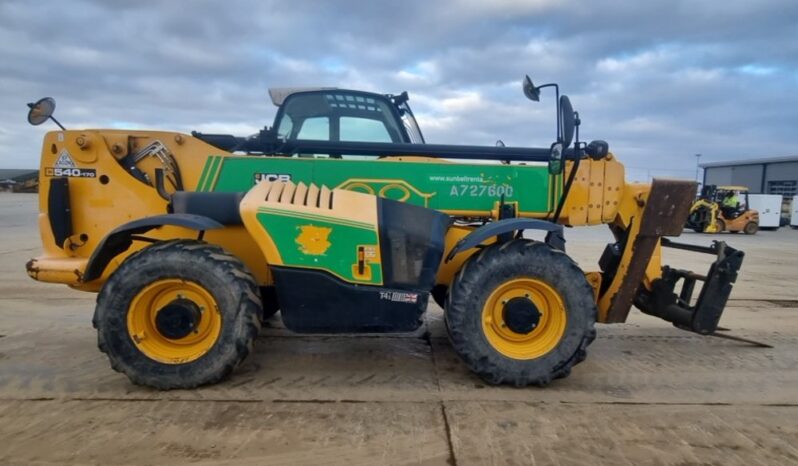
(445, 240), (597, 386)
(94, 240), (262, 389)
(744, 222), (758, 235)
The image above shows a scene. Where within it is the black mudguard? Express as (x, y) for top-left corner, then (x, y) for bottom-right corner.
(445, 218), (564, 262)
(82, 214), (224, 282)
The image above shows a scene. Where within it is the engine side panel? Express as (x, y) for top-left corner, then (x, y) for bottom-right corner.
(240, 180), (449, 332)
(240, 180), (384, 285)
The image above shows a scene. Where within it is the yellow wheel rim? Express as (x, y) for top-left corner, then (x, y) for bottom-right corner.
(481, 278), (566, 360)
(127, 279), (221, 364)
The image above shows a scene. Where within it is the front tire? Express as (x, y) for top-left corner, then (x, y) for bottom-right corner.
(445, 240), (597, 386)
(94, 240), (262, 389)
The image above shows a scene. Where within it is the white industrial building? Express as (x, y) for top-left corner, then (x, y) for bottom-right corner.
(701, 156), (798, 196)
(701, 156), (798, 227)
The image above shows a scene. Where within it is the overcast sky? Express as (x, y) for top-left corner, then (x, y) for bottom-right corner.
(2, 0), (796, 180)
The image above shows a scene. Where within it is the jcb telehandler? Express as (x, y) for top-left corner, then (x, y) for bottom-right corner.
(25, 76), (744, 389)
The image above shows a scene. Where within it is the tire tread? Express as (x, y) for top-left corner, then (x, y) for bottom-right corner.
(445, 239), (597, 386)
(95, 240), (262, 389)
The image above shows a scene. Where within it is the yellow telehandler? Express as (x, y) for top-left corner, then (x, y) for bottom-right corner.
(24, 76), (744, 389)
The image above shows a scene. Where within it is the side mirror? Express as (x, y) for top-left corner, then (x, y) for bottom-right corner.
(559, 95), (574, 149)
(522, 75), (540, 102)
(548, 142), (563, 175)
(27, 97), (56, 126)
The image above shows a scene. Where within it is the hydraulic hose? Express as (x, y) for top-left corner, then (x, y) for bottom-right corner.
(549, 154), (581, 223)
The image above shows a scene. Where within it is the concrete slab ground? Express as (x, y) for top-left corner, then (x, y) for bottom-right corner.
(0, 193), (796, 465)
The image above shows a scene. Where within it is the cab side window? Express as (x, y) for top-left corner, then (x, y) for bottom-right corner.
(340, 116), (391, 142)
(297, 117), (329, 140)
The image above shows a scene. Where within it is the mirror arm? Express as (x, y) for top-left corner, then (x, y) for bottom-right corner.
(48, 115), (66, 131)
(535, 83), (560, 142)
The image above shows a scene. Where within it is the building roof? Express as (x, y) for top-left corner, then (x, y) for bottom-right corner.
(700, 155), (798, 168)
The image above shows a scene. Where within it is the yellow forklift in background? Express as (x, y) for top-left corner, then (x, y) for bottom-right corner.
(687, 185), (759, 234)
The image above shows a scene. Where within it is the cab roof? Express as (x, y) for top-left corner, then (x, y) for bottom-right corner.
(268, 87), (339, 106)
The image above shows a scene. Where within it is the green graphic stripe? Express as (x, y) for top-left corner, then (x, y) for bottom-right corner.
(257, 206), (374, 230)
(208, 157), (225, 191)
(201, 156), (223, 191)
(196, 156), (215, 191)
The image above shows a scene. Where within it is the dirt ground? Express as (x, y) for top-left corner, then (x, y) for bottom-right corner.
(0, 193), (796, 465)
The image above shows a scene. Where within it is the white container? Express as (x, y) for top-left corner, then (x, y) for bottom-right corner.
(791, 195), (798, 228)
(748, 194), (782, 229)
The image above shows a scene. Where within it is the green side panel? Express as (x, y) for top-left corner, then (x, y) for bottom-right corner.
(209, 156), (558, 214)
(255, 209), (382, 285)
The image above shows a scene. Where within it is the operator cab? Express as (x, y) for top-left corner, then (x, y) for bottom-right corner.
(271, 88), (424, 146)
(270, 89), (422, 156)
(192, 88), (424, 154)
